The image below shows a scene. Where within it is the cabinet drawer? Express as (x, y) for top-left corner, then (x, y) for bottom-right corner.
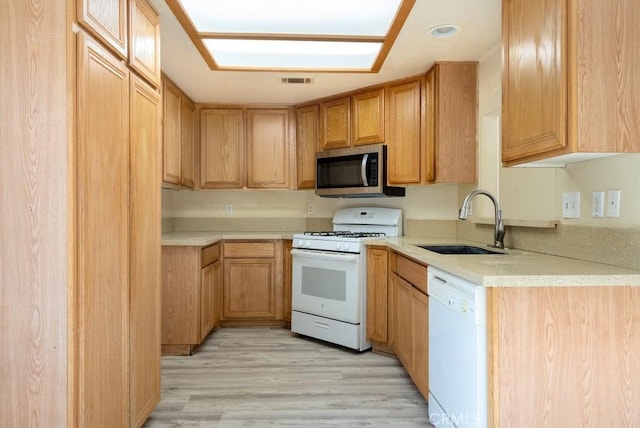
(201, 243), (220, 266)
(223, 241), (276, 258)
(397, 255), (427, 294)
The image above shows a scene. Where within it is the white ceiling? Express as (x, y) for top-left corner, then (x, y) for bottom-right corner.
(150, 0), (502, 105)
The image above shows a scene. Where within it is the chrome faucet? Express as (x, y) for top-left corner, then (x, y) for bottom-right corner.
(458, 189), (506, 249)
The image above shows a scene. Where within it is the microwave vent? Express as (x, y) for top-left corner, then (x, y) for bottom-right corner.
(280, 77), (313, 85)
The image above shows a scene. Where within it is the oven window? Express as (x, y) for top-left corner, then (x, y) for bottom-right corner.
(300, 266), (346, 301)
(317, 154), (365, 188)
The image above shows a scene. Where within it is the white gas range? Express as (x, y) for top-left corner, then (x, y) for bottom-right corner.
(290, 207), (402, 351)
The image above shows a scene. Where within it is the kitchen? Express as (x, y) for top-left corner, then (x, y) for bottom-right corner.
(2, 0), (640, 427)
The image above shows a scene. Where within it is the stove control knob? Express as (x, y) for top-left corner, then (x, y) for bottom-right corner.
(335, 243), (343, 251)
(304, 240), (312, 248)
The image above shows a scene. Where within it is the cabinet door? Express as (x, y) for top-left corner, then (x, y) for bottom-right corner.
(162, 78), (182, 185)
(386, 78), (423, 184)
(352, 88), (384, 145)
(129, 75), (161, 427)
(180, 95), (195, 188)
(200, 263), (214, 340)
(295, 104), (319, 189)
(282, 240), (293, 322)
(366, 247), (388, 343)
(161, 246), (200, 345)
(200, 108), (245, 188)
(320, 97), (350, 150)
(223, 259), (276, 319)
(212, 260), (223, 327)
(76, 32), (130, 427)
(502, 0), (567, 162)
(246, 108), (291, 189)
(129, 0), (161, 88)
(412, 288), (428, 399)
(78, 0), (128, 59)
(427, 62), (478, 184)
(394, 276), (414, 369)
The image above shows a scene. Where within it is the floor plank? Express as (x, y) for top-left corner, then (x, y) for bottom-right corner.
(145, 327), (431, 427)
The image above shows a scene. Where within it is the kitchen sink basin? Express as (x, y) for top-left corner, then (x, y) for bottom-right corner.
(416, 244), (505, 255)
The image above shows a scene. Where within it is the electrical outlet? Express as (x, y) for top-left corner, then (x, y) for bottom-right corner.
(225, 204), (233, 216)
(607, 190), (621, 217)
(562, 192), (580, 218)
(307, 203), (313, 215)
(592, 192), (604, 218)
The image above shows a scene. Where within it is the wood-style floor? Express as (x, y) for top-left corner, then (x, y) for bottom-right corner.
(144, 327), (431, 427)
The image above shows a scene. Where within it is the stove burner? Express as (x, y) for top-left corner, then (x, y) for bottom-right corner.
(304, 231), (386, 238)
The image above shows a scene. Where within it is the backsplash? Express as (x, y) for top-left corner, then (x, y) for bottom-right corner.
(455, 221), (640, 270)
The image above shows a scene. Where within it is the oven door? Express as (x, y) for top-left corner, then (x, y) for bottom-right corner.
(291, 248), (362, 324)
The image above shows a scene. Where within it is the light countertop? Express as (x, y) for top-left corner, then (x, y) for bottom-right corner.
(372, 236), (640, 287)
(162, 231), (296, 246)
(161, 232), (640, 287)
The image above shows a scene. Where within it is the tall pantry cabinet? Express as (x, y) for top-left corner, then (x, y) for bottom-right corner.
(1, 0), (163, 425)
(74, 0), (163, 422)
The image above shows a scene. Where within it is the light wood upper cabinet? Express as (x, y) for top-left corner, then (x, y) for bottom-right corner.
(246, 108), (292, 189)
(78, 0), (128, 59)
(199, 107), (245, 189)
(385, 64), (477, 185)
(425, 62), (478, 184)
(180, 95), (196, 188)
(502, 0), (640, 166)
(162, 77), (182, 185)
(295, 104), (319, 189)
(76, 32), (130, 427)
(352, 88), (385, 145)
(320, 97), (351, 150)
(386, 78), (423, 184)
(162, 76), (195, 188)
(129, 0), (161, 88)
(129, 74), (161, 428)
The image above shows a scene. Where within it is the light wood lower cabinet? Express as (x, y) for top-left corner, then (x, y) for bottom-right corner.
(283, 240), (293, 322)
(222, 241), (284, 321)
(366, 246), (390, 346)
(487, 286), (640, 426)
(161, 243), (221, 355)
(366, 247), (428, 399)
(393, 255), (428, 399)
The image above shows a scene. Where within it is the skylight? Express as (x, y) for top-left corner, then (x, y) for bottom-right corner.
(165, 0), (415, 72)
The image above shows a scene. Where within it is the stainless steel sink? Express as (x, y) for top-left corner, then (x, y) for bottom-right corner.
(416, 244), (504, 255)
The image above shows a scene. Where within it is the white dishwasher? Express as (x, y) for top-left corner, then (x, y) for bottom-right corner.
(428, 267), (487, 428)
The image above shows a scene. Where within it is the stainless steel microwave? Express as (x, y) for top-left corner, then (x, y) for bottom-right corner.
(315, 144), (405, 198)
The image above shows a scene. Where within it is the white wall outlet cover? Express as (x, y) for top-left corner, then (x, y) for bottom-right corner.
(562, 192), (580, 218)
(592, 191), (604, 218)
(225, 204), (233, 215)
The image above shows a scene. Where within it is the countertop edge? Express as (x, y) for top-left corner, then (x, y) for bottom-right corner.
(366, 236), (640, 288)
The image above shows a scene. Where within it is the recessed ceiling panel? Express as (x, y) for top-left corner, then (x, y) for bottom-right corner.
(166, 0), (414, 72)
(181, 0), (401, 36)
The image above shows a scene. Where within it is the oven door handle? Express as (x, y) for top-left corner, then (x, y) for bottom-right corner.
(291, 248), (359, 263)
(361, 154), (369, 186)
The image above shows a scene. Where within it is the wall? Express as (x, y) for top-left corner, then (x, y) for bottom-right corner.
(164, 183), (461, 233)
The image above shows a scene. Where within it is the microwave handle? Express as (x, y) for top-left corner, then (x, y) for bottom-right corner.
(361, 154), (369, 186)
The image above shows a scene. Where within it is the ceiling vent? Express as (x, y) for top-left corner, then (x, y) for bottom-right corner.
(280, 77), (314, 85)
